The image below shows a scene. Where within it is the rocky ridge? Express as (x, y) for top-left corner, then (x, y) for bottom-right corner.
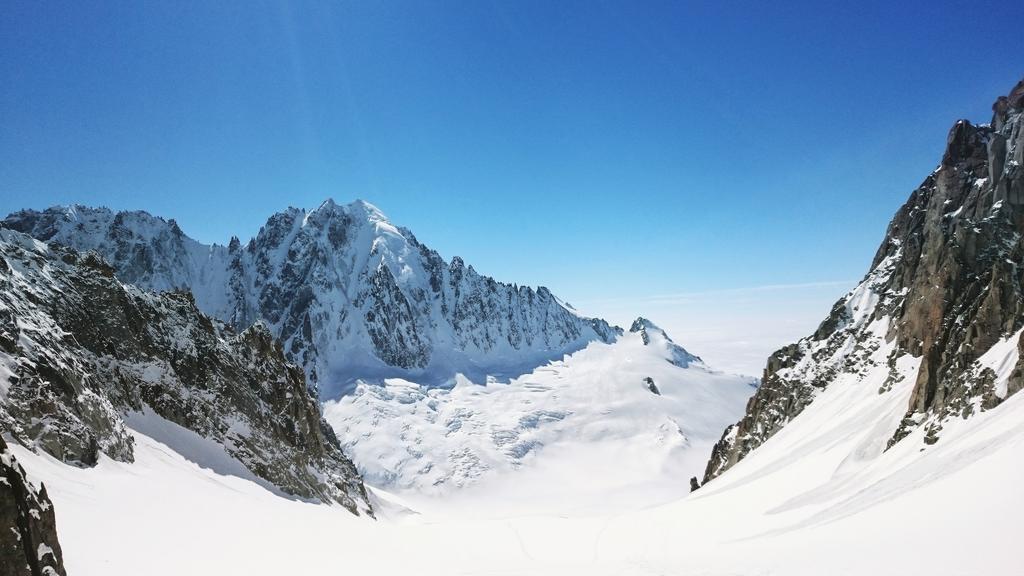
(0, 436), (65, 576)
(705, 79), (1024, 482)
(3, 200), (620, 396)
(0, 229), (370, 514)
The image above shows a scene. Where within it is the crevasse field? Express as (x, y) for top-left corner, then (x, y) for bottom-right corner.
(13, 323), (1022, 576)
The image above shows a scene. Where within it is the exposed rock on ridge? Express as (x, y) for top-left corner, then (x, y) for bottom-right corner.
(705, 78), (1024, 483)
(0, 230), (370, 514)
(3, 200), (621, 395)
(629, 317), (701, 368)
(0, 436), (66, 576)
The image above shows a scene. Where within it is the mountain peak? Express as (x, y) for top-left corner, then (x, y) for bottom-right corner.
(302, 199), (392, 235)
(4, 200), (621, 393)
(627, 316), (700, 368)
(310, 198), (387, 219)
(346, 199), (389, 225)
(630, 316), (670, 345)
(629, 316), (659, 333)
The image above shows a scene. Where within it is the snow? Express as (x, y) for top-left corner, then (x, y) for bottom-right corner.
(976, 327), (1023, 398)
(5, 281), (1019, 574)
(4, 206), (236, 318)
(323, 326), (755, 513)
(0, 352), (17, 400)
(4, 198), (1022, 574)
(5, 201), (622, 396)
(122, 406), (294, 499)
(11, 338), (1024, 575)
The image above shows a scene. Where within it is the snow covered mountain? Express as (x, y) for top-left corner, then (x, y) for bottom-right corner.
(323, 318), (754, 504)
(0, 229), (370, 514)
(4, 79), (1024, 576)
(705, 78), (1024, 482)
(628, 316), (700, 368)
(2, 200), (620, 397)
(9, 304), (1023, 576)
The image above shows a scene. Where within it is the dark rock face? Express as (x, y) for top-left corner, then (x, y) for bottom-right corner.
(3, 200), (621, 394)
(705, 78), (1024, 483)
(0, 231), (370, 515)
(360, 263), (430, 369)
(0, 436), (66, 576)
(630, 317), (655, 345)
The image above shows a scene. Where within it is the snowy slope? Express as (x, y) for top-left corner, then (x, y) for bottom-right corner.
(323, 320), (755, 511)
(9, 336), (1022, 575)
(3, 200), (620, 396)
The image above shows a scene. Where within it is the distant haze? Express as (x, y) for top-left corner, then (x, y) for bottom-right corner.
(579, 281), (856, 377)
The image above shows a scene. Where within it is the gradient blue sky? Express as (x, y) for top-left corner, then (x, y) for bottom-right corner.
(2, 1), (1021, 373)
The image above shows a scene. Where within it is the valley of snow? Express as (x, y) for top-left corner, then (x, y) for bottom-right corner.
(322, 321), (755, 514)
(12, 319), (1024, 575)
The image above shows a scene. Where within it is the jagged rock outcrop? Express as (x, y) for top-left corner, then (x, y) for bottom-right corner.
(705, 78), (1024, 483)
(689, 476), (700, 492)
(630, 317), (700, 368)
(3, 200), (620, 396)
(0, 436), (66, 576)
(0, 230), (370, 514)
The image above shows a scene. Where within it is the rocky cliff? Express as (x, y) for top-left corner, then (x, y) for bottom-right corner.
(0, 230), (370, 514)
(3, 200), (620, 396)
(0, 436), (65, 576)
(705, 78), (1024, 482)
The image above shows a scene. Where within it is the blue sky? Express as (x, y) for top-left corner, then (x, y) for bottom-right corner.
(2, 1), (1021, 373)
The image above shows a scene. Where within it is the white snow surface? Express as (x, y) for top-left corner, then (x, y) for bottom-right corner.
(323, 325), (755, 512)
(12, 323), (1024, 575)
(976, 327), (1023, 398)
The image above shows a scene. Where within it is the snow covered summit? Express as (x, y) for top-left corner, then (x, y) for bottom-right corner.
(3, 199), (621, 397)
(629, 316), (701, 368)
